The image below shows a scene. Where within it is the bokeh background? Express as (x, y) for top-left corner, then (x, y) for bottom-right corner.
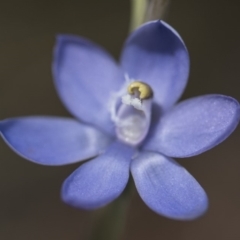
(1, 0), (240, 239)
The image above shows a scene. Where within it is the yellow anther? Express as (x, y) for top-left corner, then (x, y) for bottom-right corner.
(127, 81), (153, 100)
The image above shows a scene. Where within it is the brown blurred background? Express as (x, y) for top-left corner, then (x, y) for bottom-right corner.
(1, 0), (240, 239)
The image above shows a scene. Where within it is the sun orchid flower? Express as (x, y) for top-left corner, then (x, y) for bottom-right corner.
(0, 20), (239, 220)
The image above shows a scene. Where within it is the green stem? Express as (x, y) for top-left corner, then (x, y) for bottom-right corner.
(130, 0), (171, 31)
(130, 0), (148, 32)
(89, 179), (135, 240)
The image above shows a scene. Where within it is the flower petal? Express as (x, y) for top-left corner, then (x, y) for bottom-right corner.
(53, 35), (124, 135)
(0, 116), (111, 165)
(144, 95), (240, 157)
(120, 20), (189, 110)
(131, 151), (208, 220)
(61, 141), (134, 209)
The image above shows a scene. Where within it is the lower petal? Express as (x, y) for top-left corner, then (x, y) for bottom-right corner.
(0, 116), (111, 165)
(61, 141), (134, 209)
(131, 151), (208, 220)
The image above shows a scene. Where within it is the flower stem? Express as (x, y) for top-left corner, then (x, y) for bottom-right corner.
(88, 179), (134, 240)
(130, 0), (171, 31)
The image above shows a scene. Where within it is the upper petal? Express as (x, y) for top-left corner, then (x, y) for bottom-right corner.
(61, 141), (134, 209)
(120, 20), (189, 110)
(131, 151), (208, 220)
(0, 116), (111, 165)
(144, 95), (240, 157)
(53, 35), (125, 136)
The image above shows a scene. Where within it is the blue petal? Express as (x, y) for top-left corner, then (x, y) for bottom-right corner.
(53, 35), (125, 136)
(0, 116), (111, 165)
(131, 151), (208, 220)
(61, 141), (134, 209)
(121, 21), (189, 110)
(144, 95), (240, 157)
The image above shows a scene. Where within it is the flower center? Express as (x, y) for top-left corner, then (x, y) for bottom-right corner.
(112, 80), (153, 146)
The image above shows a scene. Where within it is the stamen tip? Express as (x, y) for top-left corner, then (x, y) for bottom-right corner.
(127, 81), (153, 100)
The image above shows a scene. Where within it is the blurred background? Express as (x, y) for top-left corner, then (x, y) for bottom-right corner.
(1, 0), (240, 239)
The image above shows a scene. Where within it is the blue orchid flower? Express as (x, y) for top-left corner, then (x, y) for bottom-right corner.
(0, 21), (239, 220)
